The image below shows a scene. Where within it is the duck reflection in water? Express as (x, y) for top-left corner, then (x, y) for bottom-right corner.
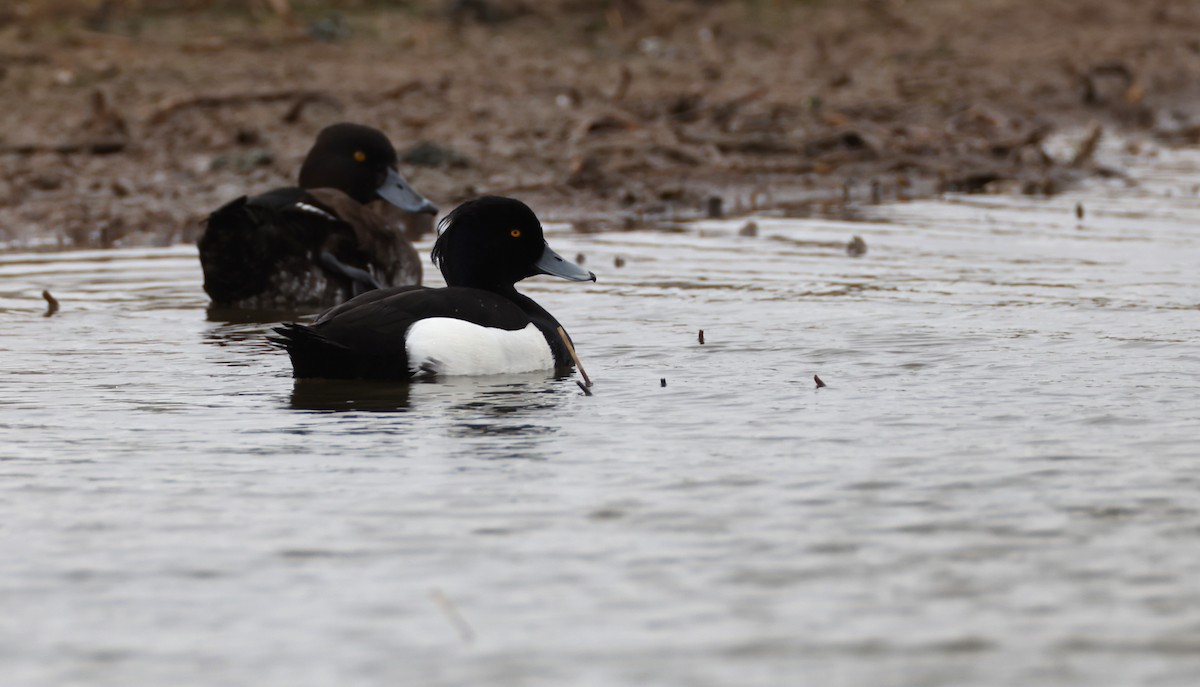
(287, 377), (414, 412)
(288, 373), (568, 458)
(289, 371), (566, 417)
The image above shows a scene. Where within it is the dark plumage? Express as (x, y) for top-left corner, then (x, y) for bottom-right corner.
(198, 123), (438, 310)
(271, 196), (596, 380)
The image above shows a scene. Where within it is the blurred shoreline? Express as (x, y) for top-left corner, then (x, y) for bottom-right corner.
(2, 0), (1199, 250)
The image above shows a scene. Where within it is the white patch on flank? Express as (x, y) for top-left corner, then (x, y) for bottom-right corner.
(292, 202), (338, 221)
(405, 319), (553, 376)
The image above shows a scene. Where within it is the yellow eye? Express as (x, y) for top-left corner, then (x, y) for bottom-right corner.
(353, 151), (366, 162)
(510, 229), (522, 238)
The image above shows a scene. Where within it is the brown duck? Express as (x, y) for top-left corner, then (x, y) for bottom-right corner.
(199, 123), (438, 311)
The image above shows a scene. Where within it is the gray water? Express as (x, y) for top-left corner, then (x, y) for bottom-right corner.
(1, 143), (1199, 686)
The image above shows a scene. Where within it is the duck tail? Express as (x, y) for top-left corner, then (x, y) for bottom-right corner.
(270, 323), (356, 379)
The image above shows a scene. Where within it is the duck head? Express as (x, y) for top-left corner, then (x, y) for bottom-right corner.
(432, 196), (596, 290)
(297, 122), (438, 215)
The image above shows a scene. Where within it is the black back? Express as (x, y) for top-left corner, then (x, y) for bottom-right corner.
(273, 286), (533, 379)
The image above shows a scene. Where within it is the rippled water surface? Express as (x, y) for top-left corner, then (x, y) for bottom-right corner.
(2, 146), (1199, 686)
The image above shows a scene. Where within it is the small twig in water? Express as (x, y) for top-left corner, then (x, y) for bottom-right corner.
(698, 329), (705, 345)
(576, 380), (593, 396)
(557, 326), (592, 387)
(42, 290), (59, 317)
(814, 375), (826, 388)
(1076, 203), (1085, 220)
(429, 588), (474, 643)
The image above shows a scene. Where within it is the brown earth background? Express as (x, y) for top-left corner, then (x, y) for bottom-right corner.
(2, 0), (1199, 249)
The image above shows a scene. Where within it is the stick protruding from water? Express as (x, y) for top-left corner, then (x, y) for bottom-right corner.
(557, 326), (592, 387)
(42, 290), (59, 317)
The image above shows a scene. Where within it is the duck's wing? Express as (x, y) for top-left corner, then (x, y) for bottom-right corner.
(311, 283), (427, 324)
(272, 287), (534, 380)
(199, 188), (348, 307)
(201, 188), (412, 308)
(307, 188), (422, 289)
(313, 287), (534, 350)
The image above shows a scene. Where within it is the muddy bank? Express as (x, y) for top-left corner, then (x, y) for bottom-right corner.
(1, 0), (1199, 249)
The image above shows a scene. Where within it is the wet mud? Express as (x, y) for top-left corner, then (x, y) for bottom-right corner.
(2, 0), (1200, 249)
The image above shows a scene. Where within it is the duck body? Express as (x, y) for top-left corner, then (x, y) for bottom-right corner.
(274, 286), (572, 379)
(199, 123), (437, 311)
(272, 196), (595, 380)
(200, 186), (422, 310)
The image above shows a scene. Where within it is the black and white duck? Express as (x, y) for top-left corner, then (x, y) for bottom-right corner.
(271, 196), (596, 380)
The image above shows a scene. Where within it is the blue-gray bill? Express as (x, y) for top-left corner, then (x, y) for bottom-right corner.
(376, 167), (438, 215)
(535, 244), (596, 282)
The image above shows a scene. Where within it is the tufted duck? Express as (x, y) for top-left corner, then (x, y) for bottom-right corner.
(271, 196), (595, 380)
(199, 123), (438, 310)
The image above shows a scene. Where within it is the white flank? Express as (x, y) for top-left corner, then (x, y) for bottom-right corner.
(292, 202), (337, 221)
(405, 319), (553, 376)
